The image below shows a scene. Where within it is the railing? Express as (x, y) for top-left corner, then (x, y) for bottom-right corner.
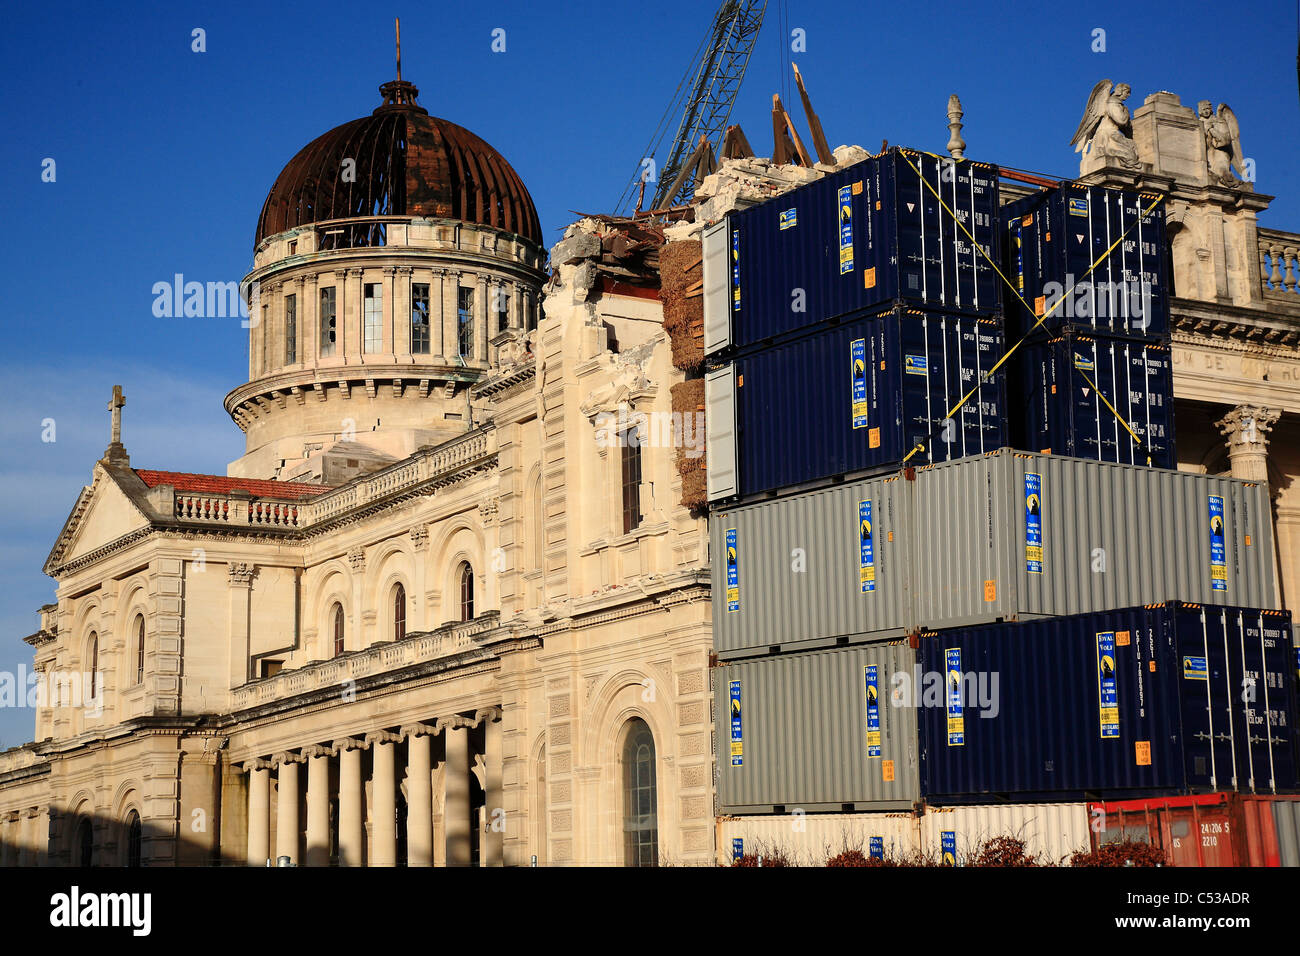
(1260, 229), (1299, 296)
(230, 613), (500, 710)
(169, 428), (494, 532)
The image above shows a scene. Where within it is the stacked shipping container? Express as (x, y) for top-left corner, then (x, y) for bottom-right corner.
(703, 152), (1295, 866)
(1003, 183), (1175, 469)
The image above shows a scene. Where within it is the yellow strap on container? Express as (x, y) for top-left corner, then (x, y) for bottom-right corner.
(894, 151), (1163, 464)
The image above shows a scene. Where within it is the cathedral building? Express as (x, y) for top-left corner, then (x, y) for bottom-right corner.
(0, 69), (1298, 868)
(0, 71), (714, 867)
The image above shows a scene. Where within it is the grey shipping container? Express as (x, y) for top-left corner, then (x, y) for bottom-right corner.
(711, 449), (1275, 659)
(714, 643), (920, 813)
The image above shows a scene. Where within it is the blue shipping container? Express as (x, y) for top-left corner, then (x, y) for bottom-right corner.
(917, 603), (1298, 804)
(1013, 331), (1176, 469)
(720, 148), (1001, 354)
(728, 306), (1006, 498)
(1003, 183), (1168, 340)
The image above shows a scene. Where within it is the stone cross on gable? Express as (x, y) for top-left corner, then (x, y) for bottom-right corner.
(108, 385), (125, 445)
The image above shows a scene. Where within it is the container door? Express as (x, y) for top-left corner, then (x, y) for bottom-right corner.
(702, 219), (732, 356)
(1177, 607), (1237, 789)
(1233, 610), (1299, 792)
(705, 366), (737, 501)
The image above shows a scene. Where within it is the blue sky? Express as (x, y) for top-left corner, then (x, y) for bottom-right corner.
(0, 0), (1295, 744)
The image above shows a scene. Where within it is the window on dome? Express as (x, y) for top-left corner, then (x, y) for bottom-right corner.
(364, 283), (383, 353)
(411, 283), (430, 354)
(320, 287), (337, 357)
(457, 287), (474, 359)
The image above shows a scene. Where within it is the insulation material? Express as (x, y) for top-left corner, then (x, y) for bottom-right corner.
(671, 379), (707, 513)
(659, 240), (705, 372)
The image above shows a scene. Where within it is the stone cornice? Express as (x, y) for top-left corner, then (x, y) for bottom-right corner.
(470, 361), (536, 399)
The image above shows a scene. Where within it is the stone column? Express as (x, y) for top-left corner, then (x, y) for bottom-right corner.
(434, 269), (447, 360)
(227, 563), (255, 689)
(304, 745), (333, 867)
(445, 271), (462, 361)
(1, 811), (17, 867)
(335, 738), (364, 867)
(333, 268), (348, 359)
(274, 752), (303, 864)
(395, 266), (413, 358)
(481, 707), (504, 866)
(367, 731), (400, 866)
(347, 268), (365, 363)
(443, 717), (471, 866)
(476, 274), (489, 364)
(1217, 406), (1280, 484)
(403, 723), (435, 867)
(304, 274), (318, 360)
(245, 759), (272, 866)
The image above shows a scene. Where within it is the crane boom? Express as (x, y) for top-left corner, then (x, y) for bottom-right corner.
(619, 1), (767, 214)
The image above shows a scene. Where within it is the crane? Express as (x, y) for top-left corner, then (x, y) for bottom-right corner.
(616, 0), (767, 215)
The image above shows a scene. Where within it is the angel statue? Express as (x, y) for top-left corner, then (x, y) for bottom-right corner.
(1198, 102), (1248, 187)
(1070, 80), (1141, 171)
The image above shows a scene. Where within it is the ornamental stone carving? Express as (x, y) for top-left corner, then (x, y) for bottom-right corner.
(1072, 79), (1141, 173)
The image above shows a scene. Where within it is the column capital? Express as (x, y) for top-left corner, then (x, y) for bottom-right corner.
(302, 744), (335, 760)
(396, 266), (414, 277)
(382, 266), (398, 277)
(333, 736), (365, 753)
(474, 705), (503, 725)
(239, 758), (273, 773)
(294, 275), (306, 288)
(271, 750), (305, 767)
(400, 722), (437, 740)
(3, 811), (20, 824)
(1217, 405), (1280, 445)
(347, 268), (364, 278)
(23, 807), (41, 819)
(364, 730), (400, 748)
(436, 715), (475, 734)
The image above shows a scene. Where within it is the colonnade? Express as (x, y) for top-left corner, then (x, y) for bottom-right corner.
(241, 708), (502, 867)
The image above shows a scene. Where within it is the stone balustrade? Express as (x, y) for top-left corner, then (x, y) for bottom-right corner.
(170, 427), (494, 533)
(1260, 229), (1300, 296)
(230, 612), (499, 710)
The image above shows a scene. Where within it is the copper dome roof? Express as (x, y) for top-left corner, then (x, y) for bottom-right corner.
(255, 79), (542, 248)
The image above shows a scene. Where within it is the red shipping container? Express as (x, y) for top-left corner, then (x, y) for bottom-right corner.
(1089, 793), (1300, 866)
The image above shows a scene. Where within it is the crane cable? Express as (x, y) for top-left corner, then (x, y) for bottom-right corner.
(893, 149), (1164, 467)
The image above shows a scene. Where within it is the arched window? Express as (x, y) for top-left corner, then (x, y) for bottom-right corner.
(393, 584), (407, 641)
(76, 818), (93, 867)
(621, 718), (658, 867)
(458, 563), (475, 621)
(125, 811), (142, 867)
(87, 632), (99, 700)
(331, 604), (345, 656)
(134, 615), (145, 685)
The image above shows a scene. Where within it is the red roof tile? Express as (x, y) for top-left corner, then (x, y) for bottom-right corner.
(135, 470), (331, 500)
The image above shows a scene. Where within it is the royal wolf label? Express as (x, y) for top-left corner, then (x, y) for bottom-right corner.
(725, 528), (740, 612)
(1097, 631), (1119, 739)
(729, 679), (743, 766)
(851, 338), (869, 429)
(1024, 473), (1043, 574)
(838, 185), (854, 274)
(946, 648), (964, 747)
(1208, 495), (1227, 591)
(859, 499), (875, 593)
(731, 227), (741, 312)
(779, 208), (797, 230)
(941, 831), (957, 866)
(864, 664), (881, 757)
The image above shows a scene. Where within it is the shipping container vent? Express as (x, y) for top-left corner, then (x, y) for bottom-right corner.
(842, 803), (854, 812)
(836, 637), (848, 646)
(774, 805), (786, 814)
(1195, 757), (1207, 776)
(768, 645), (781, 655)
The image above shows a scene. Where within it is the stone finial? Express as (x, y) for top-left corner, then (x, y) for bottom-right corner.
(103, 384), (129, 465)
(946, 95), (966, 159)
